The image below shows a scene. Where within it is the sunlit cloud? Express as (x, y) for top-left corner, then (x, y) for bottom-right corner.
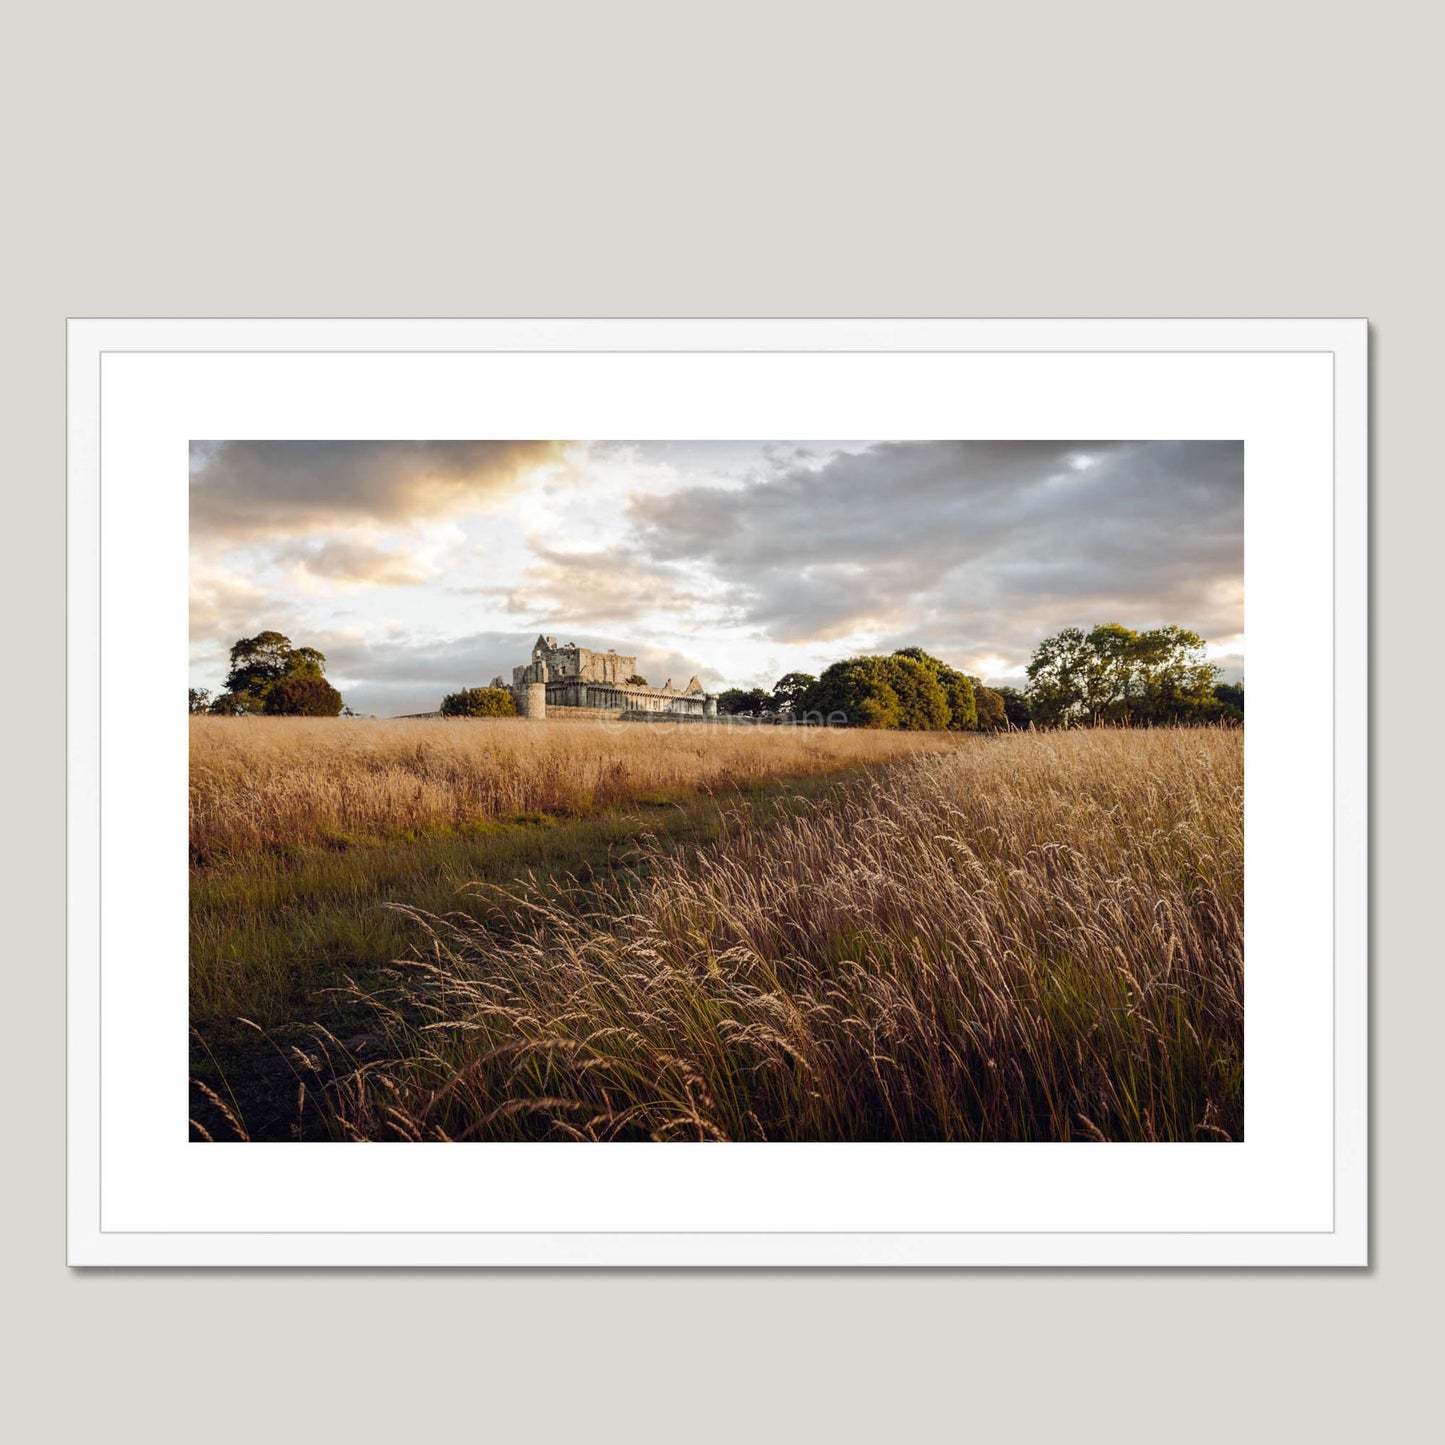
(272, 538), (438, 589)
(190, 439), (569, 540)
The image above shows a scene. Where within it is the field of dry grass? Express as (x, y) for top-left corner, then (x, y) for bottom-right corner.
(219, 726), (1243, 1144)
(190, 715), (961, 863)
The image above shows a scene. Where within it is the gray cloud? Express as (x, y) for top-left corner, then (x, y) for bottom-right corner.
(190, 439), (564, 539)
(630, 440), (1243, 669)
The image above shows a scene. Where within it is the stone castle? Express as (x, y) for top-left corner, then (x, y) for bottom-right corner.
(498, 636), (717, 720)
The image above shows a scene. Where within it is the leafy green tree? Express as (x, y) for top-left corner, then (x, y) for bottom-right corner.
(223, 631), (297, 699)
(799, 661), (900, 728)
(1026, 627), (1095, 726)
(892, 648), (975, 730)
(440, 686), (518, 717)
(1129, 625), (1220, 723)
(973, 683), (1007, 732)
(801, 653), (951, 730)
(717, 686), (770, 716)
(942, 671), (976, 731)
(1083, 623), (1139, 719)
(263, 674), (344, 717)
(625, 674), (649, 687)
(218, 631), (345, 714)
(188, 688), (211, 714)
(803, 661), (901, 728)
(769, 672), (817, 716)
(885, 655), (953, 730)
(1025, 624), (1221, 726)
(288, 646), (328, 679)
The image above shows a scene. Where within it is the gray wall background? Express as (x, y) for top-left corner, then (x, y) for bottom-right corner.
(5, 2), (1435, 1439)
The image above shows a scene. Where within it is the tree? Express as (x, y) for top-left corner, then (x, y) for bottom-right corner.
(938, 669), (977, 732)
(892, 648), (974, 730)
(188, 688), (211, 714)
(263, 674), (344, 717)
(1081, 623), (1139, 719)
(799, 653), (951, 730)
(717, 686), (770, 717)
(1025, 624), (1221, 726)
(885, 655), (953, 730)
(212, 631), (347, 716)
(799, 660), (899, 728)
(1026, 626), (1096, 726)
(1128, 625), (1220, 724)
(440, 686), (517, 718)
(973, 683), (1007, 732)
(289, 647), (327, 675)
(223, 631), (299, 699)
(769, 672), (817, 717)
(625, 673), (649, 687)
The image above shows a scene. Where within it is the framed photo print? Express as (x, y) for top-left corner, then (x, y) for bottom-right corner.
(67, 317), (1367, 1265)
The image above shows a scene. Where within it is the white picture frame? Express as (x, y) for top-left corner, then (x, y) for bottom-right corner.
(67, 317), (1367, 1267)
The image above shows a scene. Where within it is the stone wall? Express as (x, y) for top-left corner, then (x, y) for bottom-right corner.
(542, 704), (629, 721)
(533, 639), (636, 687)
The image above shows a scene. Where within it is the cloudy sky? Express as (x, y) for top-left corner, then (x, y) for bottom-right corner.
(190, 439), (1243, 717)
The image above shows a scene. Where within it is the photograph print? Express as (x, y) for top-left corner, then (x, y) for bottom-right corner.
(189, 438), (1244, 1144)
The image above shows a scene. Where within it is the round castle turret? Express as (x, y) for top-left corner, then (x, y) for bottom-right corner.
(513, 656), (548, 719)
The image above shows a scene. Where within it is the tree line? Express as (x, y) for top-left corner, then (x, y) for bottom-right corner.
(717, 624), (1241, 730)
(193, 623), (1242, 729)
(718, 651), (999, 731)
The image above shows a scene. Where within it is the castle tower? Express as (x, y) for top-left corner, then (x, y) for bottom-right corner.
(513, 656), (548, 719)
